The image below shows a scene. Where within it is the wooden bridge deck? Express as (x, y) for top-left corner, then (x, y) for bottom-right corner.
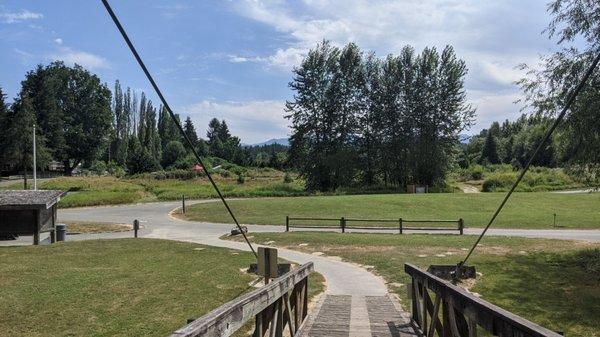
(299, 295), (418, 337)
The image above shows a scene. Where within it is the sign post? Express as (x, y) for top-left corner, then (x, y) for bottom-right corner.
(257, 247), (278, 284)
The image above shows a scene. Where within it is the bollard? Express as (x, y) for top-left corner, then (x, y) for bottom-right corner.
(56, 223), (67, 242)
(399, 218), (403, 235)
(133, 219), (139, 238)
(285, 215), (289, 232)
(459, 218), (464, 235)
(182, 195), (186, 214)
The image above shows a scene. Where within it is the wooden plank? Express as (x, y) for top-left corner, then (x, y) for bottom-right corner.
(171, 263), (313, 337)
(404, 263), (562, 337)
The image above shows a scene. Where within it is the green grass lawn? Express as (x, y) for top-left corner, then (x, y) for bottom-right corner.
(228, 232), (600, 336)
(0, 238), (324, 337)
(184, 192), (600, 229)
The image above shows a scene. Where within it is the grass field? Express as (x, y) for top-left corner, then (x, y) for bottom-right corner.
(228, 232), (600, 336)
(183, 192), (600, 229)
(0, 239), (325, 337)
(0, 172), (306, 208)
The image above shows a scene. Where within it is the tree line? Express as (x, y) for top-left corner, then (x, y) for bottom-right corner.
(0, 61), (285, 182)
(286, 41), (475, 191)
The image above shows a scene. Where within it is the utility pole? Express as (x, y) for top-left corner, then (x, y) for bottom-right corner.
(33, 124), (37, 190)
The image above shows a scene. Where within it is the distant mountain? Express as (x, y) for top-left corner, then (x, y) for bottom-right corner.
(250, 138), (289, 147)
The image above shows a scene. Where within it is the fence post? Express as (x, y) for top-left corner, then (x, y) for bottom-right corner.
(133, 219), (139, 238)
(340, 217), (346, 233)
(459, 218), (464, 235)
(285, 216), (289, 232)
(399, 218), (403, 235)
(182, 195), (186, 214)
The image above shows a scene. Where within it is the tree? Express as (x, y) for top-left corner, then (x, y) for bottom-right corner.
(518, 0), (600, 178)
(20, 62), (112, 175)
(480, 131), (500, 164)
(3, 95), (50, 188)
(183, 117), (199, 147)
(126, 136), (160, 174)
(206, 118), (221, 144)
(157, 105), (181, 150)
(161, 140), (186, 168)
(0, 87), (9, 164)
(217, 120), (231, 142)
(287, 41), (474, 191)
(110, 80), (129, 165)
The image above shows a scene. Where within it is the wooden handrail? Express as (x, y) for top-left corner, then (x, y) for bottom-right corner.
(170, 262), (314, 337)
(404, 263), (562, 337)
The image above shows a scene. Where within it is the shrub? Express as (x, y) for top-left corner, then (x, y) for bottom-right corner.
(283, 172), (293, 184)
(469, 165), (484, 180)
(236, 173), (245, 184)
(89, 161), (107, 175)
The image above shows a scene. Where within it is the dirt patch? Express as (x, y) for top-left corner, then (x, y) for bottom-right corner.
(65, 221), (132, 234)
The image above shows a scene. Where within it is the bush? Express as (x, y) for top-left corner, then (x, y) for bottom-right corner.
(89, 161), (107, 175)
(482, 167), (577, 192)
(469, 165), (484, 180)
(283, 172), (293, 183)
(236, 173), (245, 184)
(162, 141), (186, 168)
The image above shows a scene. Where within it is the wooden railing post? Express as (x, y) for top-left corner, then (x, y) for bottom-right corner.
(182, 195), (186, 214)
(399, 218), (403, 234)
(285, 216), (289, 232)
(459, 218), (464, 235)
(340, 217), (346, 233)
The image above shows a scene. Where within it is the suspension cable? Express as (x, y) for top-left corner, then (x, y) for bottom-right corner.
(100, 0), (257, 258)
(459, 50), (600, 267)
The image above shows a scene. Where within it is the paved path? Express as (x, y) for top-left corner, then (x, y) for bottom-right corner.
(4, 200), (600, 335)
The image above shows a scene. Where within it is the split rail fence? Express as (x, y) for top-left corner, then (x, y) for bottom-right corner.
(285, 216), (464, 234)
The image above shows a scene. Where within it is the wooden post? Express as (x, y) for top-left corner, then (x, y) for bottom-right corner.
(133, 219), (139, 238)
(50, 205), (56, 243)
(285, 216), (289, 232)
(182, 195), (186, 214)
(340, 217), (346, 233)
(399, 218), (403, 234)
(459, 218), (464, 235)
(33, 210), (40, 245)
(258, 247), (278, 285)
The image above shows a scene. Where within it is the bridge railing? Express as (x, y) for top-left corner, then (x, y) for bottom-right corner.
(286, 216), (464, 234)
(170, 262), (314, 337)
(404, 263), (562, 337)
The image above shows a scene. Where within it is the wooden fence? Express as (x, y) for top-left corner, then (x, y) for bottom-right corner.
(169, 262), (314, 337)
(404, 263), (563, 337)
(285, 216), (464, 234)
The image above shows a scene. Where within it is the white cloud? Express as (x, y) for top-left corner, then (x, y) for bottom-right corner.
(182, 100), (287, 143)
(53, 38), (63, 45)
(231, 0), (553, 129)
(49, 47), (110, 70)
(0, 9), (43, 23)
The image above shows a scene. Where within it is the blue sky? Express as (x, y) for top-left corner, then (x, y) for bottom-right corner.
(1, 1), (560, 143)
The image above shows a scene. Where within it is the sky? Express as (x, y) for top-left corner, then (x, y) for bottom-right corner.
(0, 1), (562, 144)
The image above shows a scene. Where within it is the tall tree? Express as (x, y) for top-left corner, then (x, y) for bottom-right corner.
(157, 105), (181, 149)
(20, 62), (112, 175)
(183, 116), (199, 147)
(110, 80), (129, 165)
(4, 95), (50, 188)
(480, 131), (500, 164)
(519, 0), (600, 178)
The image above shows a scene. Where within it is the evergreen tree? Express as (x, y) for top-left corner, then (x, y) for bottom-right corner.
(480, 131), (501, 164)
(111, 80), (128, 165)
(0, 87), (9, 164)
(183, 116), (199, 147)
(218, 120), (231, 142)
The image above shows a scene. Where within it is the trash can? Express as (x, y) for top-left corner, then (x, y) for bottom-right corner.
(56, 224), (67, 242)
